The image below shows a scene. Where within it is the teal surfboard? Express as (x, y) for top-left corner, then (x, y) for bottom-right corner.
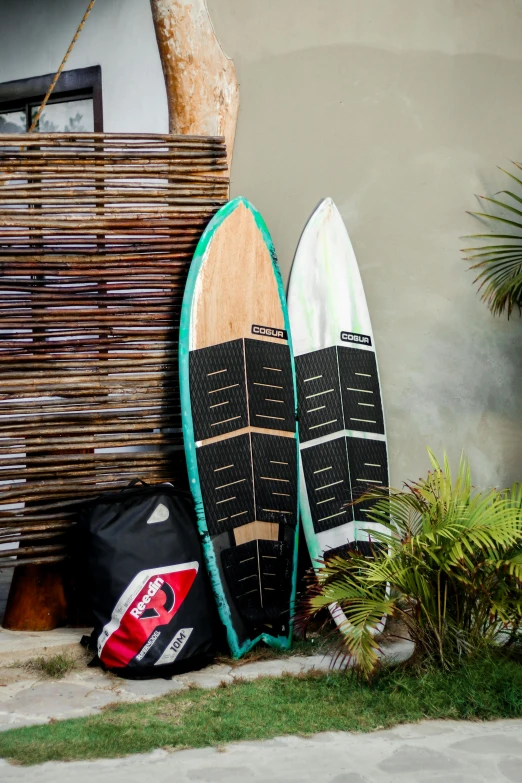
(180, 197), (299, 658)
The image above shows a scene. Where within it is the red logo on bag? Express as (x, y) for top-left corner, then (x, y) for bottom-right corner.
(130, 577), (175, 621)
(98, 563), (198, 668)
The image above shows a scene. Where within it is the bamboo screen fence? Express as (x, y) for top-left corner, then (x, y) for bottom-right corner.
(0, 133), (228, 568)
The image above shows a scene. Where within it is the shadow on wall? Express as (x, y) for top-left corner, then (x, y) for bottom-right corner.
(231, 43), (522, 488)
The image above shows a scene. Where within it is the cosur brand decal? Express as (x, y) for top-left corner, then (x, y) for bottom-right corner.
(340, 331), (372, 346)
(97, 562), (198, 669)
(252, 324), (287, 340)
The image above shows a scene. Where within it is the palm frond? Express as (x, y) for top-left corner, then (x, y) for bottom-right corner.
(478, 195), (522, 220)
(498, 166), (522, 189)
(464, 164), (522, 315)
(299, 448), (522, 679)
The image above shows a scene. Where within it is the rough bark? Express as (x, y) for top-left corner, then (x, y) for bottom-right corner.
(3, 564), (67, 631)
(150, 0), (239, 173)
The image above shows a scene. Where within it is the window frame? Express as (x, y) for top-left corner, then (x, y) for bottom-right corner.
(0, 65), (103, 132)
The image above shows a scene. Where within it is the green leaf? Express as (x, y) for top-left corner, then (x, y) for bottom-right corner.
(469, 212), (522, 232)
(479, 196), (522, 220)
(300, 447), (522, 677)
(464, 165), (522, 315)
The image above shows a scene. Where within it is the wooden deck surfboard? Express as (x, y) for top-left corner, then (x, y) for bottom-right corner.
(287, 198), (389, 629)
(180, 197), (299, 658)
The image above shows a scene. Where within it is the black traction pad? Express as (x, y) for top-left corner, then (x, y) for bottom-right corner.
(189, 339), (248, 442)
(196, 433), (255, 535)
(300, 436), (388, 534)
(252, 432), (297, 525)
(190, 338), (296, 442)
(221, 538), (293, 637)
(294, 348), (344, 442)
(244, 338), (296, 433)
(346, 437), (388, 519)
(300, 436), (353, 533)
(338, 347), (384, 435)
(294, 345), (384, 440)
(196, 432), (297, 536)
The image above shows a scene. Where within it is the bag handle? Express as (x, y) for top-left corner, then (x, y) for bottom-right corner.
(122, 478), (149, 491)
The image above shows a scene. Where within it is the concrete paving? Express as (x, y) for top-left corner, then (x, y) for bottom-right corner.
(0, 633), (518, 781)
(0, 620), (413, 732)
(0, 627), (92, 665)
(1, 719), (521, 782)
(0, 639), (413, 731)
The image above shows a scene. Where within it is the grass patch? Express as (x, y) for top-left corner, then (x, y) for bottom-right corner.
(13, 651), (83, 680)
(1, 652), (521, 765)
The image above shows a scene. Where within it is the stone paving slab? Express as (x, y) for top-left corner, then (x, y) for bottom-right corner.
(0, 640), (414, 731)
(1, 719), (521, 781)
(0, 627), (91, 665)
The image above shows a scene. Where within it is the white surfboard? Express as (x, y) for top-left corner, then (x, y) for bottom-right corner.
(288, 198), (388, 628)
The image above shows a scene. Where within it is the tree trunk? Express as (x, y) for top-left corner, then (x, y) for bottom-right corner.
(3, 563), (67, 632)
(150, 0), (239, 174)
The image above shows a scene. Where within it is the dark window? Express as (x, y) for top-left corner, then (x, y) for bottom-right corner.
(0, 65), (102, 133)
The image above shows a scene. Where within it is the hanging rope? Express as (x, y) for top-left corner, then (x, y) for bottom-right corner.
(28, 0), (97, 133)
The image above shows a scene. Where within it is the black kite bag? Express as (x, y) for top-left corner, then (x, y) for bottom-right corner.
(80, 481), (215, 678)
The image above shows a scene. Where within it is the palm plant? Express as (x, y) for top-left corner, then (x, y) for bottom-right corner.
(464, 164), (522, 316)
(299, 450), (522, 680)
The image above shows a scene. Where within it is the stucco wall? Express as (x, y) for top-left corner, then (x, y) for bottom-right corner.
(1, 0), (522, 489)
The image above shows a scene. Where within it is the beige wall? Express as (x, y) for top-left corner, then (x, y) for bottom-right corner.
(2, 0), (522, 488)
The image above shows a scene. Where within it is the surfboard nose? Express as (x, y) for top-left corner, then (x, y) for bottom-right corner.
(311, 197), (344, 227)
